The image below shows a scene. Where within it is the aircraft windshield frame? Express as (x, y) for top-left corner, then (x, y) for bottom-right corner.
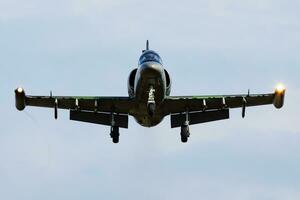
(139, 52), (162, 65)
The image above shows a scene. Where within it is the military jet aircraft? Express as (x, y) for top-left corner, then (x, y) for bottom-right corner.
(15, 41), (285, 143)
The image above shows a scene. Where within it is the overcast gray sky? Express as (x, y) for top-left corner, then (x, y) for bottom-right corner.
(0, 0), (300, 199)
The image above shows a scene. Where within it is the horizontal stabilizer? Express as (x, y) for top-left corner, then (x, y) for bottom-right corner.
(70, 110), (128, 128)
(171, 109), (229, 128)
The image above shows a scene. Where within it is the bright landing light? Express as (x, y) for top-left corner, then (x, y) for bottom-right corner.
(17, 87), (23, 93)
(275, 83), (285, 93)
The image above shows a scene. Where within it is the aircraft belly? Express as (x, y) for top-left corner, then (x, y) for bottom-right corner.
(134, 62), (166, 103)
(133, 110), (164, 127)
(132, 61), (166, 127)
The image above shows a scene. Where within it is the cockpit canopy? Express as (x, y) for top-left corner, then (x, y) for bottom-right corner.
(139, 51), (163, 65)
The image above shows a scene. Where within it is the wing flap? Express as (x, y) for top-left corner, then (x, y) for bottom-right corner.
(170, 109), (229, 128)
(70, 110), (128, 128)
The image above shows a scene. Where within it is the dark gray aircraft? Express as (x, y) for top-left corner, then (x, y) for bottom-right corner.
(15, 41), (285, 143)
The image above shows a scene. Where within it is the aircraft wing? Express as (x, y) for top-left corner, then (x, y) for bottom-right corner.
(162, 88), (285, 127)
(15, 88), (135, 128)
(163, 93), (275, 114)
(24, 95), (133, 114)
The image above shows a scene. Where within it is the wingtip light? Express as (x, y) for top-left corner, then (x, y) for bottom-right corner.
(17, 87), (24, 93)
(275, 83), (286, 93)
(273, 83), (285, 109)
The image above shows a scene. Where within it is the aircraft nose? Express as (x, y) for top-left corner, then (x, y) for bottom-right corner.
(140, 62), (162, 77)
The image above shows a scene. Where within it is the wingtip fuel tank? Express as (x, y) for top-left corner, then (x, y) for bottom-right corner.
(273, 83), (285, 109)
(15, 87), (26, 111)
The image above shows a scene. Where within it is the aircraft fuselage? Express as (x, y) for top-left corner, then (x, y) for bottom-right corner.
(129, 50), (170, 127)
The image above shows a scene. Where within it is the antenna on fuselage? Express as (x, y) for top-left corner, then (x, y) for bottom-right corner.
(146, 40), (149, 50)
(142, 40), (150, 53)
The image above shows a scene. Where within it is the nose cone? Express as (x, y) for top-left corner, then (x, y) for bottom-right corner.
(140, 62), (163, 77)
